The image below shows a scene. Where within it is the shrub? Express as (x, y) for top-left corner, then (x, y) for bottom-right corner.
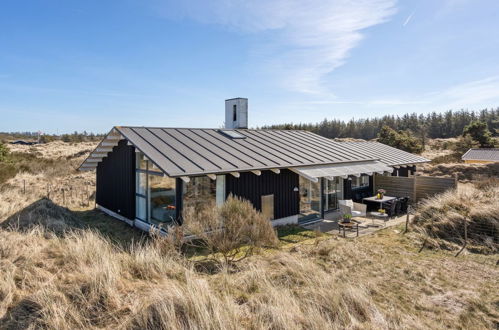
(0, 141), (8, 162)
(377, 126), (423, 153)
(453, 135), (479, 154)
(462, 121), (496, 148)
(183, 196), (278, 266)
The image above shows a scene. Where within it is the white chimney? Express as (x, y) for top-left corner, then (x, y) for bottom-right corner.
(225, 98), (248, 129)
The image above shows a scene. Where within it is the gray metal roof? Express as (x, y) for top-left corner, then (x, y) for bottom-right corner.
(114, 127), (377, 177)
(79, 127), (429, 177)
(461, 148), (499, 161)
(337, 141), (429, 166)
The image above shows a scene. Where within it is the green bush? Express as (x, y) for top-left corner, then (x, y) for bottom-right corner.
(377, 126), (423, 154)
(0, 141), (8, 162)
(462, 121), (495, 148)
(453, 135), (479, 154)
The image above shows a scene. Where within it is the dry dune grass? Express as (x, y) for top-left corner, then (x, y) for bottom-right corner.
(1, 142), (96, 219)
(0, 141), (498, 329)
(7, 141), (97, 160)
(0, 223), (497, 329)
(414, 183), (499, 253)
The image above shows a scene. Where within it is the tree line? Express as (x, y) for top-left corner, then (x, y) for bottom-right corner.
(262, 108), (499, 140)
(0, 131), (105, 143)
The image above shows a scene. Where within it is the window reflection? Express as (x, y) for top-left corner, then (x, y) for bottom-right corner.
(324, 177), (343, 212)
(183, 176), (216, 214)
(136, 172), (147, 196)
(299, 177), (321, 220)
(149, 175), (176, 225)
(351, 175), (369, 188)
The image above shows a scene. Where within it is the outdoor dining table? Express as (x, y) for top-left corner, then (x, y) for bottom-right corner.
(362, 195), (397, 209)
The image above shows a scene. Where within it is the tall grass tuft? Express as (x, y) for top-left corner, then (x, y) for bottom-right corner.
(414, 184), (498, 253)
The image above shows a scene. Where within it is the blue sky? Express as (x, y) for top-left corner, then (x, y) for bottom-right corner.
(1, 0), (499, 134)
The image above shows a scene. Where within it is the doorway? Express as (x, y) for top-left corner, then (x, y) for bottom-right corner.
(323, 177), (343, 214)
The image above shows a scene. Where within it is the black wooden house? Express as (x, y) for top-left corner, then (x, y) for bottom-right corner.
(79, 98), (428, 232)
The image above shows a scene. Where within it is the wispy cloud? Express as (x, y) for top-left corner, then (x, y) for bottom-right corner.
(403, 11), (414, 26)
(308, 76), (499, 111)
(152, 0), (397, 94)
(431, 76), (499, 110)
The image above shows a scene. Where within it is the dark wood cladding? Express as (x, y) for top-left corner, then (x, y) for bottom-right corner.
(391, 165), (416, 177)
(96, 140), (135, 220)
(225, 169), (299, 219)
(344, 175), (374, 202)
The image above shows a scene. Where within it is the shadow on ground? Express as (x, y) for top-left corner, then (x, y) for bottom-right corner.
(1, 198), (147, 248)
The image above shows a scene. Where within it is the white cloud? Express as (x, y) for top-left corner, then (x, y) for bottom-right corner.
(152, 0), (397, 94)
(309, 76), (499, 110)
(431, 76), (499, 110)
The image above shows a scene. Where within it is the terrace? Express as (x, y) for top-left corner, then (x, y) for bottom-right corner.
(303, 212), (410, 238)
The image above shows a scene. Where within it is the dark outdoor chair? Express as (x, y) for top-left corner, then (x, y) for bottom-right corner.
(399, 197), (409, 213)
(395, 198), (403, 215)
(384, 200), (398, 217)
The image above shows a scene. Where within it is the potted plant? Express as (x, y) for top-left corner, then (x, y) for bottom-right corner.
(376, 189), (386, 199)
(343, 213), (352, 223)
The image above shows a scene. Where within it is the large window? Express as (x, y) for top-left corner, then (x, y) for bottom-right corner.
(149, 174), (176, 224)
(299, 177), (321, 221)
(183, 176), (216, 214)
(135, 152), (177, 226)
(351, 175), (370, 189)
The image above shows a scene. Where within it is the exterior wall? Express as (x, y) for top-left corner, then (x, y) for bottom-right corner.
(96, 140), (135, 220)
(225, 169), (299, 219)
(391, 165), (416, 177)
(343, 175), (374, 202)
(271, 215), (298, 226)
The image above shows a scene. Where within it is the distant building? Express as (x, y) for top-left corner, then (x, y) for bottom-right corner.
(461, 148), (499, 164)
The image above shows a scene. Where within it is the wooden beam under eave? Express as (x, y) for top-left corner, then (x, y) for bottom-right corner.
(251, 170), (261, 176)
(96, 147), (113, 152)
(270, 168), (280, 174)
(106, 135), (122, 140)
(90, 153), (107, 158)
(230, 172), (240, 178)
(180, 176), (190, 183)
(101, 141), (119, 147)
(207, 174), (216, 180)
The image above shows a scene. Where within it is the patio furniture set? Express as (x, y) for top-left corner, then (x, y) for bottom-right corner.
(337, 195), (410, 237)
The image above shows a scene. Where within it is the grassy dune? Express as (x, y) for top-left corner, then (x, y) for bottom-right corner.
(0, 142), (497, 329)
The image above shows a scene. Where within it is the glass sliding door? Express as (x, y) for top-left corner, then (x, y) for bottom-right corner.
(323, 177), (343, 213)
(298, 176), (321, 221)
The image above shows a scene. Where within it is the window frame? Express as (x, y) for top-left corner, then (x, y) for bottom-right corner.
(135, 152), (175, 224)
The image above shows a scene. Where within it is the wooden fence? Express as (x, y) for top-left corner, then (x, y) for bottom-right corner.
(374, 175), (457, 203)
